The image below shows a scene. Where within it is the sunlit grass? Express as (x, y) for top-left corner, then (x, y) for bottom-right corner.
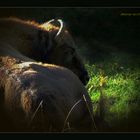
(85, 52), (140, 130)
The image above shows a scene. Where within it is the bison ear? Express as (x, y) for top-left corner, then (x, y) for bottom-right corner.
(37, 29), (53, 53)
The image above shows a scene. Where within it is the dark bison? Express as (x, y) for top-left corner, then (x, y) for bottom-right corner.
(0, 56), (95, 132)
(0, 17), (93, 132)
(0, 17), (89, 85)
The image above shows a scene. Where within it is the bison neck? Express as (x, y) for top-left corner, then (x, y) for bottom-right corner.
(0, 18), (43, 61)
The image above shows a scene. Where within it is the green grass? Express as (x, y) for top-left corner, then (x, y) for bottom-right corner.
(85, 52), (140, 131)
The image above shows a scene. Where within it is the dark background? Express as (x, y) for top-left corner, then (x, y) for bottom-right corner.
(0, 8), (140, 64)
(0, 8), (139, 56)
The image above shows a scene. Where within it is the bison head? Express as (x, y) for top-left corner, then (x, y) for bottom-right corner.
(39, 19), (89, 85)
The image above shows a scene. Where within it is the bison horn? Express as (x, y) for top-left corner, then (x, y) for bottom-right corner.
(54, 19), (66, 45)
(41, 19), (65, 44)
(55, 19), (64, 37)
(41, 19), (64, 37)
(44, 19), (55, 26)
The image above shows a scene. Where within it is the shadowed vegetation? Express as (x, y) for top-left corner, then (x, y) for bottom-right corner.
(85, 52), (140, 131)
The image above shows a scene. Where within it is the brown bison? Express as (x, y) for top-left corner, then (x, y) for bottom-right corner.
(0, 17), (89, 85)
(0, 17), (93, 132)
(0, 56), (94, 132)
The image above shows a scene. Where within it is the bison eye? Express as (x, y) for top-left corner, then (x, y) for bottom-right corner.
(63, 48), (72, 54)
(72, 49), (76, 55)
(68, 48), (75, 55)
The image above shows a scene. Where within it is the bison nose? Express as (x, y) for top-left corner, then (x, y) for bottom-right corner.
(83, 70), (89, 78)
(85, 74), (90, 82)
(82, 70), (90, 85)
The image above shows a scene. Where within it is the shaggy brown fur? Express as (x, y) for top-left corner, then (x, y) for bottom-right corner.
(0, 17), (91, 132)
(0, 56), (94, 132)
(0, 17), (89, 85)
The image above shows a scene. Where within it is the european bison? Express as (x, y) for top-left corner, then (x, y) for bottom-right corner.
(0, 17), (89, 85)
(0, 17), (94, 132)
(0, 56), (94, 132)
